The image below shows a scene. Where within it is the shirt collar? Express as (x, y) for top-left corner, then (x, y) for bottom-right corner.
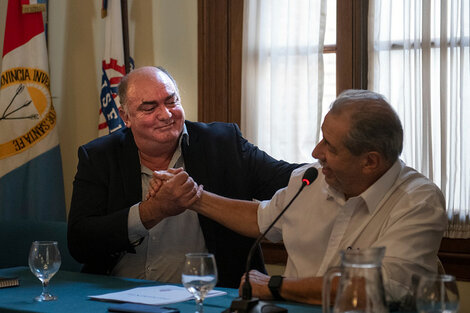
(324, 159), (402, 214)
(360, 159), (402, 214)
(181, 123), (189, 146)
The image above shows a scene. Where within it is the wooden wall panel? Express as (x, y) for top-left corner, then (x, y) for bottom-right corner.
(198, 0), (243, 125)
(336, 0), (368, 94)
(439, 238), (470, 281)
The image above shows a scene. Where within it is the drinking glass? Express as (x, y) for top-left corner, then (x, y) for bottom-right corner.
(416, 274), (459, 313)
(182, 253), (218, 313)
(28, 241), (61, 302)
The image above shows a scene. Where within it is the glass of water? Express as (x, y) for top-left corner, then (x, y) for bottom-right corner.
(28, 241), (61, 302)
(416, 274), (459, 313)
(182, 253), (217, 313)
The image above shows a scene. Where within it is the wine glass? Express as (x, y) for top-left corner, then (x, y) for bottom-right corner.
(28, 241), (61, 302)
(416, 274), (459, 313)
(182, 253), (218, 313)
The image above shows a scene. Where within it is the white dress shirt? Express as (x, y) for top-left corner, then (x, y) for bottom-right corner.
(112, 127), (207, 283)
(257, 160), (446, 301)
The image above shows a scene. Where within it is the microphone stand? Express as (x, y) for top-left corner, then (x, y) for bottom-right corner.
(223, 168), (318, 313)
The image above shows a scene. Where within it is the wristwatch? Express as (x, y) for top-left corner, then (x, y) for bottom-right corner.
(268, 275), (284, 300)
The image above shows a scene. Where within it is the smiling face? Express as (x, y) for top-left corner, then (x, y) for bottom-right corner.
(119, 67), (185, 153)
(311, 111), (368, 198)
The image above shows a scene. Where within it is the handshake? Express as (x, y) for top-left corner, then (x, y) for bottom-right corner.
(139, 168), (203, 229)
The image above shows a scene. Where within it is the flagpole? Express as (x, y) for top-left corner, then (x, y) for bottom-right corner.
(121, 0), (130, 74)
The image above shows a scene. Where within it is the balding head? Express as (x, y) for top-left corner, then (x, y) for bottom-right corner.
(118, 66), (180, 113)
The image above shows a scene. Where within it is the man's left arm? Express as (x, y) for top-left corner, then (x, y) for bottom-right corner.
(240, 270), (326, 305)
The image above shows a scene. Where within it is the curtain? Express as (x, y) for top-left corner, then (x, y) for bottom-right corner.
(241, 0), (327, 163)
(369, 0), (470, 238)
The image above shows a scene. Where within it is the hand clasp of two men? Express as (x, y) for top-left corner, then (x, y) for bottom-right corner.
(139, 168), (203, 230)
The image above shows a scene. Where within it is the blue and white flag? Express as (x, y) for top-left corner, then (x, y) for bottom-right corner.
(98, 0), (133, 136)
(0, 0), (65, 221)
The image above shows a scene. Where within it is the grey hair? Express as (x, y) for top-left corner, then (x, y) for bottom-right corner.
(329, 89), (403, 163)
(117, 66), (180, 113)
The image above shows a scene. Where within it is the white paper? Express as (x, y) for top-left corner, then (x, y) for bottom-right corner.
(89, 285), (227, 305)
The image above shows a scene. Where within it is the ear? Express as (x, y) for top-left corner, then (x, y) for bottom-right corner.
(119, 107), (130, 128)
(361, 151), (381, 174)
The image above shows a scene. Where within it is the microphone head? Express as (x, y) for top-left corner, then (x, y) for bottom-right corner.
(301, 167), (318, 186)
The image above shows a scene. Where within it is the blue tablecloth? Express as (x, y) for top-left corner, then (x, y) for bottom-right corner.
(0, 267), (320, 312)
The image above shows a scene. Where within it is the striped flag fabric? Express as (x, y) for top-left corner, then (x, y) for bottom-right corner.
(98, 0), (132, 136)
(0, 0), (65, 221)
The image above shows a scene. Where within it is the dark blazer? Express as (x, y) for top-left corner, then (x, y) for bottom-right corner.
(68, 121), (299, 287)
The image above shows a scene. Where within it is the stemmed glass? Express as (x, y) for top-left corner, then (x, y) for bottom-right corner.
(28, 241), (61, 302)
(416, 274), (459, 313)
(182, 253), (218, 313)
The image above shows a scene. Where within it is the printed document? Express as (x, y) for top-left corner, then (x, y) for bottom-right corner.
(90, 285), (227, 305)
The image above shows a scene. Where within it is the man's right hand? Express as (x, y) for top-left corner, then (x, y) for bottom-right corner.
(139, 169), (203, 229)
(146, 167), (183, 200)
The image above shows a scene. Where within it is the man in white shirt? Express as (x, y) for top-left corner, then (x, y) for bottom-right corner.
(152, 89), (447, 304)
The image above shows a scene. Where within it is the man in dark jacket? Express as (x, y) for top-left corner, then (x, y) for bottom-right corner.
(67, 66), (299, 287)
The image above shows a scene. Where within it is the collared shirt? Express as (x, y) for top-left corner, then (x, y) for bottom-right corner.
(257, 160), (446, 301)
(112, 125), (207, 283)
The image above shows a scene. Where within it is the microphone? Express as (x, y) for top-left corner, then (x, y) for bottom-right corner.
(223, 167), (319, 313)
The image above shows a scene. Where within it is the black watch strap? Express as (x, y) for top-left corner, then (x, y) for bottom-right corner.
(268, 275), (284, 300)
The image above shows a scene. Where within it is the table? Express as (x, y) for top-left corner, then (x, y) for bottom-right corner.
(0, 267), (319, 312)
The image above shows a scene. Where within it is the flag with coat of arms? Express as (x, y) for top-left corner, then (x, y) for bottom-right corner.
(98, 0), (133, 136)
(0, 0), (65, 221)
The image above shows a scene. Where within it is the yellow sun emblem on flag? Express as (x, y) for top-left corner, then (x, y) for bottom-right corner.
(27, 84), (48, 115)
(0, 67), (56, 160)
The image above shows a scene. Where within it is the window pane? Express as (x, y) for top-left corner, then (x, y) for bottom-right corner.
(323, 0), (336, 125)
(323, 53), (336, 121)
(242, 0), (329, 163)
(324, 0), (336, 46)
(369, 0), (470, 238)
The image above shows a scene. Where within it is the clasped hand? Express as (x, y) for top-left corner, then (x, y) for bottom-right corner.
(139, 168), (203, 229)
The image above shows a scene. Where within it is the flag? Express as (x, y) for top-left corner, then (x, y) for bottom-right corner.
(0, 0), (65, 221)
(98, 0), (133, 136)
